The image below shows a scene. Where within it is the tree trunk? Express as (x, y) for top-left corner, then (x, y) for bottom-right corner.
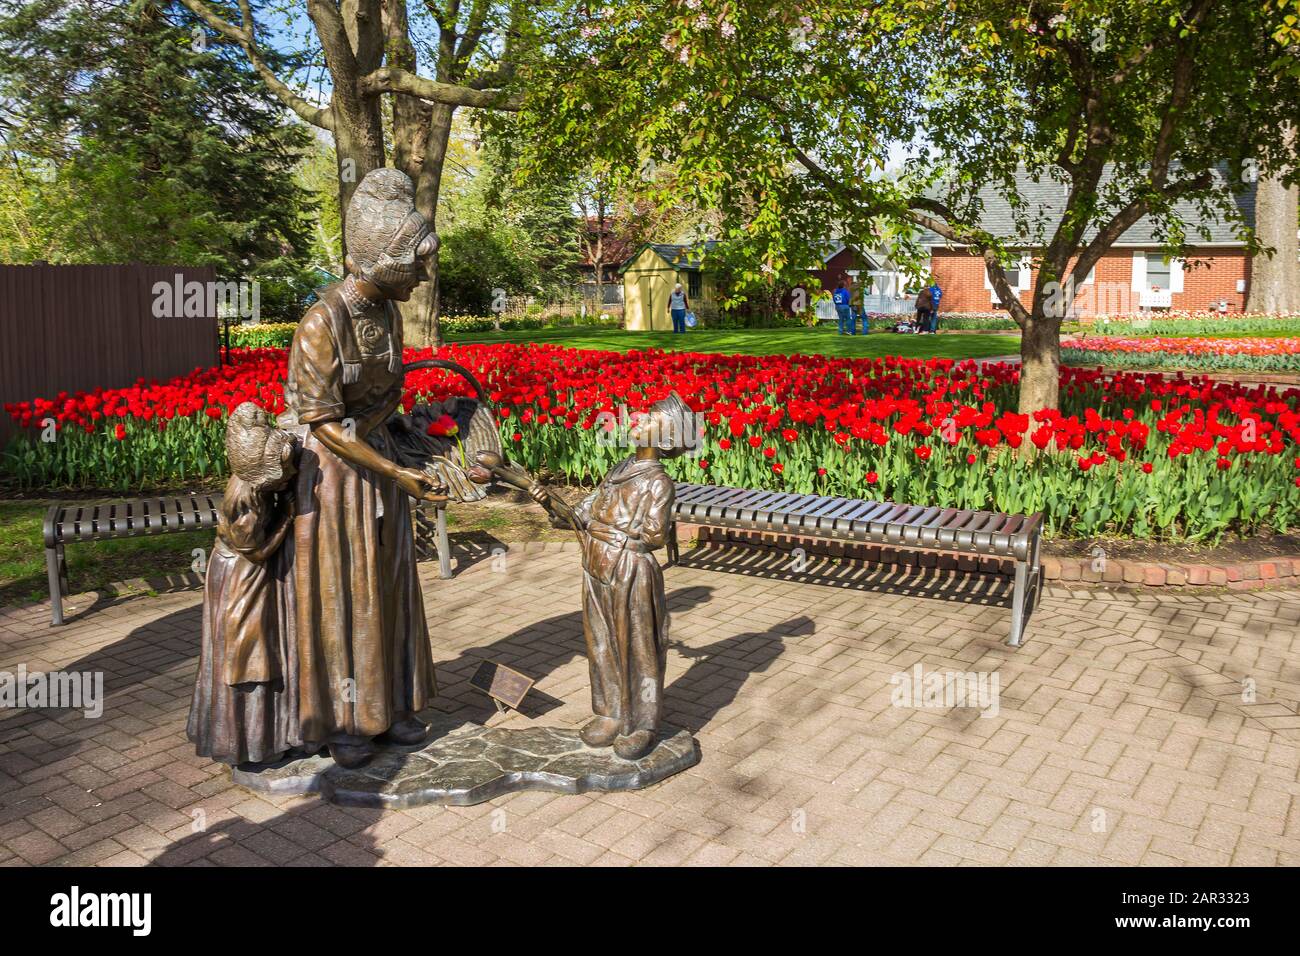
(384, 0), (424, 183)
(402, 102), (457, 347)
(331, 97), (386, 255)
(1245, 131), (1299, 313)
(1018, 314), (1062, 414)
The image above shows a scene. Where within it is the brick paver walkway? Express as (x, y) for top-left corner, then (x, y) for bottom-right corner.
(2, 541), (1299, 866)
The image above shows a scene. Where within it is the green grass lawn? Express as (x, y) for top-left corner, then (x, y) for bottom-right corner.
(446, 325), (1022, 360)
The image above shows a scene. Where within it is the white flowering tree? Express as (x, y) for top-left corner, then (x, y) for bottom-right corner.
(519, 0), (1300, 412)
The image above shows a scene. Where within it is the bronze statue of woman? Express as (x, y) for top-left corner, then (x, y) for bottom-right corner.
(276, 168), (445, 768)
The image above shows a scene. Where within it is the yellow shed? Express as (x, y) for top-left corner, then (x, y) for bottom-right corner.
(619, 242), (720, 331)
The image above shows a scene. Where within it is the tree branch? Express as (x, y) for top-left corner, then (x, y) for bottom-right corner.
(178, 0), (332, 129)
(776, 121), (1031, 327)
(359, 67), (522, 109)
(1111, 0), (1214, 85)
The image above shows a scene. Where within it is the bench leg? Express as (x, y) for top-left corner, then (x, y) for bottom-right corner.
(666, 522), (680, 566)
(46, 545), (64, 627)
(1007, 558), (1030, 647)
(436, 507), (452, 580)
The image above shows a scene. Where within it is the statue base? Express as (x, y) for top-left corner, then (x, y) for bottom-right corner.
(232, 716), (700, 808)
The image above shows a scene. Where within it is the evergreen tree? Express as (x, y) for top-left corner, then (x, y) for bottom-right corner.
(0, 0), (313, 291)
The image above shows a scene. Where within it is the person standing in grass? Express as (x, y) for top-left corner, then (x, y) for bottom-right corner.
(668, 282), (689, 333)
(914, 284), (934, 334)
(928, 279), (943, 333)
(851, 275), (869, 335)
(832, 280), (854, 335)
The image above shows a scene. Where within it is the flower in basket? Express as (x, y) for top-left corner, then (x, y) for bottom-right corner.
(426, 413), (459, 438)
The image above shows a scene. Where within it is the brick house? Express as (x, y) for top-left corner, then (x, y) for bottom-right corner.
(919, 171), (1259, 315)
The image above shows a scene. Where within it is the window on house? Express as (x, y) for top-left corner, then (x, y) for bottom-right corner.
(688, 272), (702, 299)
(986, 256), (1029, 292)
(1146, 257), (1172, 291)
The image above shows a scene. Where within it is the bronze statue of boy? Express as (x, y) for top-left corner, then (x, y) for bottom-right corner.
(507, 393), (694, 759)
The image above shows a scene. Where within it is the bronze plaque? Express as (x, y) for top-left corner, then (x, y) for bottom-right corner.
(470, 660), (535, 711)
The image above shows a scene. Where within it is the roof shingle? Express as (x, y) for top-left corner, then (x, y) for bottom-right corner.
(917, 167), (1255, 248)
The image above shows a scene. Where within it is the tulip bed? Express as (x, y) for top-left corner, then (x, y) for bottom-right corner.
(1062, 337), (1300, 372)
(1086, 311), (1300, 338)
(5, 344), (1300, 544)
(224, 322), (299, 349)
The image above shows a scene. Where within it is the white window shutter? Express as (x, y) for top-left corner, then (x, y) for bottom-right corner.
(1131, 251), (1147, 291)
(1019, 255), (1032, 290)
(1170, 258), (1184, 293)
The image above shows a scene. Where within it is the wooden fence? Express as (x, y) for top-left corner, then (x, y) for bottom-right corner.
(0, 264), (218, 446)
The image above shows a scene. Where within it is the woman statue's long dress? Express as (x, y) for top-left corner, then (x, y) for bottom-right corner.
(276, 168), (446, 769)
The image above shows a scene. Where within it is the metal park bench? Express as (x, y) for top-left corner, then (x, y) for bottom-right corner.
(414, 502), (454, 581)
(43, 496), (223, 626)
(43, 495), (455, 626)
(666, 483), (1043, 647)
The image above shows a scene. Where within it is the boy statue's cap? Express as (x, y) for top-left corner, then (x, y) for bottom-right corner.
(648, 390), (691, 421)
(641, 391), (696, 452)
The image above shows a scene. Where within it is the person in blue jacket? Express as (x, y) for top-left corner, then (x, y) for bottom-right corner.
(927, 280), (943, 333)
(832, 281), (854, 335)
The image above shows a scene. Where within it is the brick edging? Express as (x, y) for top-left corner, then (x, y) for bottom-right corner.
(1042, 554), (1300, 590)
(675, 524), (1299, 591)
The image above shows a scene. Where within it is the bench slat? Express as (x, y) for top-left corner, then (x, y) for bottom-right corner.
(699, 486), (759, 518)
(670, 483), (1038, 560)
(966, 512), (1006, 553)
(769, 494), (823, 527)
(844, 501), (893, 537)
(749, 493), (810, 529)
(674, 483), (719, 505)
(49, 496), (221, 543)
(991, 514), (1026, 555)
(898, 506), (943, 545)
(726, 490), (789, 525)
(806, 497), (860, 532)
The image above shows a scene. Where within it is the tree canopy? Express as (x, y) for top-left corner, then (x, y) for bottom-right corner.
(519, 0), (1300, 409)
(0, 0), (314, 286)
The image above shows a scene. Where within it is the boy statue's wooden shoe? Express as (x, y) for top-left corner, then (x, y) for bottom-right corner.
(580, 716), (621, 748)
(613, 730), (655, 761)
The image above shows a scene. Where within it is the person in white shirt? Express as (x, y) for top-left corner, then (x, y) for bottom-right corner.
(668, 283), (689, 333)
